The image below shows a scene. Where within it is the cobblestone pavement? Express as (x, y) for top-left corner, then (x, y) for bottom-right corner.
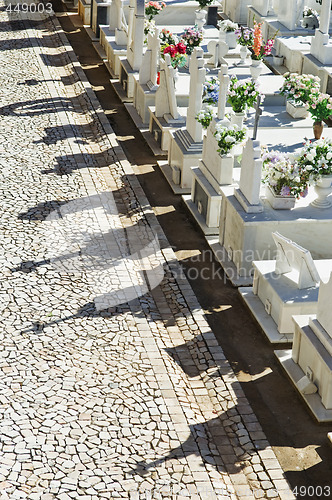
(0, 3), (295, 499)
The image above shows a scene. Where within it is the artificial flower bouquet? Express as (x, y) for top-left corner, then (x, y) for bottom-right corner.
(145, 1), (166, 21)
(227, 76), (261, 113)
(144, 19), (156, 37)
(161, 42), (187, 68)
(159, 28), (178, 46)
(217, 19), (238, 32)
(214, 124), (247, 155)
(235, 26), (254, 47)
(262, 150), (308, 198)
(251, 21), (277, 60)
(296, 138), (332, 183)
(303, 6), (319, 17)
(202, 76), (219, 105)
(304, 91), (332, 123)
(195, 105), (216, 129)
(280, 73), (320, 105)
(196, 0), (214, 9)
(181, 25), (204, 55)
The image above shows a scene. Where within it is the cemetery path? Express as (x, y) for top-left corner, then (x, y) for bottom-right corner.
(0, 2), (328, 500)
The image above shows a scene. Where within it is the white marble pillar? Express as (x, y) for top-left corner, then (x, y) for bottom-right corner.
(310, 0), (332, 64)
(186, 48), (206, 143)
(217, 64), (229, 122)
(320, 0), (331, 34)
(127, 0), (145, 71)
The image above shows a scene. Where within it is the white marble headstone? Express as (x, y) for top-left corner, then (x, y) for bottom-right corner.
(115, 0), (131, 45)
(139, 27), (160, 86)
(127, 0), (145, 71)
(154, 54), (179, 119)
(234, 139), (263, 212)
(251, 0), (269, 16)
(278, 0), (302, 30)
(316, 272), (332, 338)
(272, 232), (320, 289)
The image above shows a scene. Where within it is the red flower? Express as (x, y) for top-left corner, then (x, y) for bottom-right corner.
(163, 45), (177, 57)
(176, 42), (187, 54)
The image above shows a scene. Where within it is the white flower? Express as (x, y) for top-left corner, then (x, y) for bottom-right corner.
(225, 135), (236, 143)
(326, 152), (332, 160)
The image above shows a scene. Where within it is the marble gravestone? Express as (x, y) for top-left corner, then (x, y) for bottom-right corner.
(133, 28), (161, 125)
(276, 271), (332, 422)
(278, 0), (304, 31)
(100, 0), (133, 78)
(120, 0), (145, 99)
(148, 54), (186, 152)
(183, 65), (241, 235)
(91, 0), (111, 39)
(223, 0), (252, 24)
(239, 232), (332, 344)
(234, 139), (264, 214)
(78, 0), (92, 25)
(160, 48), (206, 192)
(206, 32), (229, 68)
(310, 0), (332, 65)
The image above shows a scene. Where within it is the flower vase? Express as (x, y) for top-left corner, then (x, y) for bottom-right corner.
(250, 58), (263, 80)
(225, 31), (237, 50)
(313, 121), (323, 140)
(311, 175), (332, 209)
(265, 186), (296, 210)
(195, 9), (207, 30)
(302, 15), (319, 29)
(239, 45), (248, 64)
(230, 112), (245, 129)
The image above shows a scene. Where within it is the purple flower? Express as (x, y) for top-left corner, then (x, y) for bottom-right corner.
(280, 186), (291, 196)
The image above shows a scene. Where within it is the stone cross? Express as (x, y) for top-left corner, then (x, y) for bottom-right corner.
(253, 96), (262, 140)
(108, 0), (118, 33)
(139, 27), (160, 87)
(155, 54), (179, 119)
(115, 0), (130, 45)
(316, 272), (332, 339)
(234, 139), (263, 212)
(186, 48), (207, 143)
(127, 0), (145, 71)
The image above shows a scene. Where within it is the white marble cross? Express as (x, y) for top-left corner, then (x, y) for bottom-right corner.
(155, 54), (179, 119)
(186, 48), (207, 143)
(115, 0), (130, 45)
(235, 139), (263, 212)
(127, 0), (145, 71)
(139, 27), (160, 86)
